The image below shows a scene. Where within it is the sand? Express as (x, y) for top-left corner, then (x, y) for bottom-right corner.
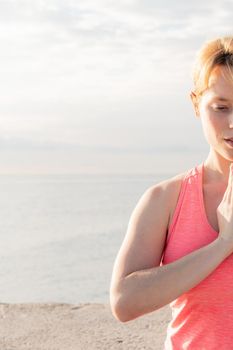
(0, 302), (172, 349)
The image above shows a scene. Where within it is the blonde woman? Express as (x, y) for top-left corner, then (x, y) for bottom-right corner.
(110, 36), (233, 349)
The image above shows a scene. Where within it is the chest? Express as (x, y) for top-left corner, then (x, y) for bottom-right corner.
(168, 182), (224, 234)
(202, 185), (225, 233)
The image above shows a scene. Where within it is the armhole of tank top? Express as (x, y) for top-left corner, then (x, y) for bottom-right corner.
(165, 169), (191, 246)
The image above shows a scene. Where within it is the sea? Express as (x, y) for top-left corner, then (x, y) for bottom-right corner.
(0, 157), (203, 305)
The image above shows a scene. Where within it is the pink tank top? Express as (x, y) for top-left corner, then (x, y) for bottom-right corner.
(161, 161), (233, 349)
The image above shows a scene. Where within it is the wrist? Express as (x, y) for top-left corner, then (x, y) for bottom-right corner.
(215, 236), (233, 258)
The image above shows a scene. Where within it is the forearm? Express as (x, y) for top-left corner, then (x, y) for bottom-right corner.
(116, 237), (232, 321)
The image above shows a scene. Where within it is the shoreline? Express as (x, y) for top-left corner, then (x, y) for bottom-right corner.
(0, 302), (171, 349)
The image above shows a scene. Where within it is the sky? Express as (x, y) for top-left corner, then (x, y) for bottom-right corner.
(0, 0), (233, 175)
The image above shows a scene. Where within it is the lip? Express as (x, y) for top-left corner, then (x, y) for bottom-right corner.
(225, 139), (233, 147)
(224, 138), (233, 141)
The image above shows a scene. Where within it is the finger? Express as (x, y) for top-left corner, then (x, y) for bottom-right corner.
(224, 164), (232, 197)
(227, 164), (233, 196)
(230, 164), (233, 202)
(229, 164), (233, 185)
(230, 163), (233, 188)
(229, 163), (233, 183)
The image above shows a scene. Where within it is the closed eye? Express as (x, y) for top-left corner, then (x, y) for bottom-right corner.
(213, 105), (229, 111)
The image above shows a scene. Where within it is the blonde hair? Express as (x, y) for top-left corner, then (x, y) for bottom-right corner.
(192, 36), (233, 97)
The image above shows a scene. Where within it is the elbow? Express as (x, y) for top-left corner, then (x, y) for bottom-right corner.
(109, 290), (138, 323)
(110, 299), (130, 323)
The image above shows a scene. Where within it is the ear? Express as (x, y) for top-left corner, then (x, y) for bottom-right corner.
(190, 91), (200, 117)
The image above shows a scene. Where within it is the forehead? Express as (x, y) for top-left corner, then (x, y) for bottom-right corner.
(205, 65), (233, 101)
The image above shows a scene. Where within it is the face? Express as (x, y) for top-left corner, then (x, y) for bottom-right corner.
(191, 65), (233, 163)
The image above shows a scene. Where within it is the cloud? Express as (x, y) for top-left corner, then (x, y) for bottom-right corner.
(1, 0), (232, 95)
(0, 0), (232, 173)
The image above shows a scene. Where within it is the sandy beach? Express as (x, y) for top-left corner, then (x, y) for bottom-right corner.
(0, 302), (172, 349)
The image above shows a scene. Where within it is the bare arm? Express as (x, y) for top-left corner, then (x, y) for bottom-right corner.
(110, 236), (231, 322)
(110, 175), (233, 323)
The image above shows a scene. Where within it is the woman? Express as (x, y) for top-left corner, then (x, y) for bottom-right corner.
(109, 36), (233, 349)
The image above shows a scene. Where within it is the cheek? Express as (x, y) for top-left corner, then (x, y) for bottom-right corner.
(200, 111), (222, 142)
(200, 105), (222, 130)
(206, 115), (221, 129)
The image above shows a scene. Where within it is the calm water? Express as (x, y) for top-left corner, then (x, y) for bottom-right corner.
(0, 171), (179, 304)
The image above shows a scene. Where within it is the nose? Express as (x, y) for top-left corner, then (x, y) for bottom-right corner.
(229, 111), (233, 128)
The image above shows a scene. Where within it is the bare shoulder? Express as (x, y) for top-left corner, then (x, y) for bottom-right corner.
(151, 170), (187, 223)
(110, 169), (187, 289)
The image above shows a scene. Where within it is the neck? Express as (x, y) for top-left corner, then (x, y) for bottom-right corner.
(204, 151), (232, 186)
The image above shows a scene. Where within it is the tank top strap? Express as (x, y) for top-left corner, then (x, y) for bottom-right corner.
(165, 163), (202, 245)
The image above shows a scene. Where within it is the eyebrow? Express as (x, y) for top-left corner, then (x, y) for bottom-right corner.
(211, 96), (231, 102)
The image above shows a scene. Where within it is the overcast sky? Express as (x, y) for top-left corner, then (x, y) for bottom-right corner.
(0, 0), (233, 174)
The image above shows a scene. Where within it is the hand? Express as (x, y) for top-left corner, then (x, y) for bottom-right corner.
(216, 163), (233, 251)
